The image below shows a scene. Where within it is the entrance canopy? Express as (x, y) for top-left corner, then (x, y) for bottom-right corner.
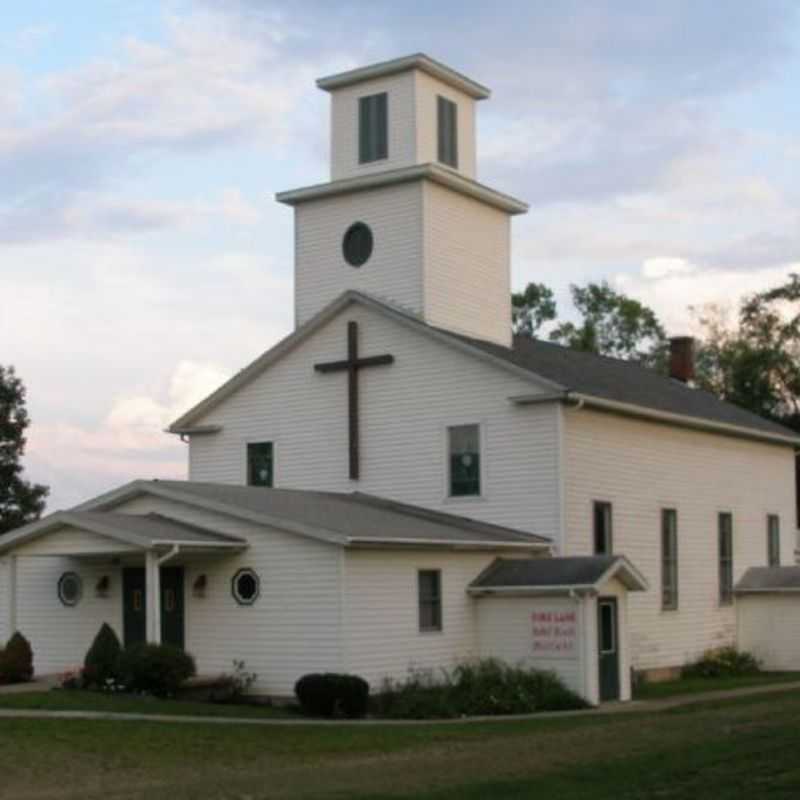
(468, 555), (648, 597)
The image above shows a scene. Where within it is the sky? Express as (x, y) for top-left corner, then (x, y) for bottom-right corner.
(2, 0), (799, 511)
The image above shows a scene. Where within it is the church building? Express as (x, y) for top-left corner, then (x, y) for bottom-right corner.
(2, 54), (799, 705)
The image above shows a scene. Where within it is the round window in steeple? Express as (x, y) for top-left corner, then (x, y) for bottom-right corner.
(342, 222), (373, 267)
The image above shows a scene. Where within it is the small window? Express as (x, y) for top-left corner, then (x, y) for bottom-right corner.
(232, 568), (260, 606)
(58, 572), (82, 607)
(437, 96), (458, 168)
(247, 442), (273, 488)
(718, 512), (733, 606)
(593, 502), (613, 555)
(342, 222), (373, 267)
(358, 92), (388, 164)
(767, 514), (780, 567)
(418, 570), (442, 632)
(661, 509), (678, 610)
(448, 424), (481, 497)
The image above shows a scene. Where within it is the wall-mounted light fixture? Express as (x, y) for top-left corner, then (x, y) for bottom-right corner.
(193, 574), (207, 598)
(95, 575), (110, 598)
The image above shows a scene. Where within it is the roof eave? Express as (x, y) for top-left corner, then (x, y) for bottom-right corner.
(345, 537), (550, 551)
(316, 53), (491, 100)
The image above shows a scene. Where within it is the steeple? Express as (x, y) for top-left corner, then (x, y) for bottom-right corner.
(277, 54), (528, 348)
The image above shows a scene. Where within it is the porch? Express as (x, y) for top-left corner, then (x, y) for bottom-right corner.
(0, 511), (247, 657)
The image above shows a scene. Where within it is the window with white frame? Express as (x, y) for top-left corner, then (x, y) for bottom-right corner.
(418, 569), (442, 632)
(661, 509), (678, 610)
(767, 514), (780, 567)
(718, 512), (733, 606)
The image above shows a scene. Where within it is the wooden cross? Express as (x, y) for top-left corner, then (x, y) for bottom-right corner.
(314, 321), (394, 480)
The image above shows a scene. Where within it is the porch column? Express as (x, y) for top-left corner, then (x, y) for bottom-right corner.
(4, 555), (17, 638)
(145, 550), (161, 645)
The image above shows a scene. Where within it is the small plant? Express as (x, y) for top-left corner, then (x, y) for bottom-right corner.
(682, 647), (761, 679)
(372, 658), (588, 719)
(83, 623), (123, 689)
(0, 632), (34, 685)
(118, 643), (196, 698)
(211, 660), (259, 703)
(59, 667), (84, 690)
(294, 673), (370, 718)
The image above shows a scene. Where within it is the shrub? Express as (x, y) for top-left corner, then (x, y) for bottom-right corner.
(83, 623), (122, 689)
(209, 660), (259, 704)
(118, 643), (196, 697)
(682, 647), (761, 679)
(0, 632), (34, 684)
(373, 658), (588, 719)
(294, 673), (370, 718)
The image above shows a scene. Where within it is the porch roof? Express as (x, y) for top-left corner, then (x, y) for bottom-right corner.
(735, 566), (800, 593)
(0, 511), (248, 555)
(468, 555), (649, 596)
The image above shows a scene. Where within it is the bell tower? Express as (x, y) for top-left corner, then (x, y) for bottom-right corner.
(277, 53), (528, 348)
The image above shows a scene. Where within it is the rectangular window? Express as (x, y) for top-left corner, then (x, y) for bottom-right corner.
(448, 424), (481, 497)
(661, 509), (678, 610)
(437, 95), (458, 168)
(593, 501), (613, 555)
(418, 570), (442, 632)
(718, 512), (733, 606)
(247, 442), (273, 488)
(767, 514), (781, 567)
(358, 92), (388, 164)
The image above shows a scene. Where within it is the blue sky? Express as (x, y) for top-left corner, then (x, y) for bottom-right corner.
(2, 1), (799, 509)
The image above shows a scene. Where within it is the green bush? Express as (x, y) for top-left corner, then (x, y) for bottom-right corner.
(118, 643), (196, 697)
(682, 647), (761, 679)
(294, 673), (370, 718)
(83, 623), (123, 689)
(373, 658), (588, 719)
(0, 632), (34, 684)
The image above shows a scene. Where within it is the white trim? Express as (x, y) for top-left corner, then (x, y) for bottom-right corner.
(316, 53), (491, 100)
(346, 537), (548, 550)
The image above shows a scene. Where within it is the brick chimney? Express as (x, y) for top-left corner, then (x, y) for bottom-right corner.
(669, 336), (695, 383)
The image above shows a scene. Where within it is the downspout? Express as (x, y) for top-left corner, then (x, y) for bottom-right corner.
(158, 544), (181, 566)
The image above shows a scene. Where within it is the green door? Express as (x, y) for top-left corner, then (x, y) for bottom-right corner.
(122, 567), (146, 648)
(598, 597), (620, 702)
(122, 566), (185, 650)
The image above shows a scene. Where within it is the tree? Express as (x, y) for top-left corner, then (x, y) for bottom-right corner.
(548, 282), (667, 365)
(694, 275), (800, 431)
(512, 282), (557, 337)
(0, 366), (48, 535)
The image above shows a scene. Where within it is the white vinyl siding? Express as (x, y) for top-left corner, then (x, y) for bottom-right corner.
(189, 301), (562, 543)
(563, 407), (796, 672)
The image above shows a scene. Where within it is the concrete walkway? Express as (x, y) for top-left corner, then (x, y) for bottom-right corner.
(0, 680), (798, 727)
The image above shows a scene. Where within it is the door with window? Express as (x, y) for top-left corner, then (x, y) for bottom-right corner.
(122, 566), (185, 649)
(597, 597), (620, 702)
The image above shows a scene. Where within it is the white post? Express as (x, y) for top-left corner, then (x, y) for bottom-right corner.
(145, 550), (161, 644)
(5, 556), (17, 639)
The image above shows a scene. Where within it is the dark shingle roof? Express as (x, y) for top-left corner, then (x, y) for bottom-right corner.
(735, 566), (800, 593)
(147, 481), (549, 548)
(470, 556), (617, 589)
(442, 329), (797, 441)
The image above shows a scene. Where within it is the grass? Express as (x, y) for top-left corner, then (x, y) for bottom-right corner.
(0, 689), (297, 718)
(1, 688), (800, 799)
(633, 670), (800, 700)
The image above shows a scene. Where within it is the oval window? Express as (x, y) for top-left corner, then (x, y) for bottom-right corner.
(58, 572), (83, 607)
(231, 568), (260, 606)
(342, 222), (373, 267)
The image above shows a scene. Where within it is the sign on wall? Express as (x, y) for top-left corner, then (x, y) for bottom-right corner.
(531, 607), (578, 659)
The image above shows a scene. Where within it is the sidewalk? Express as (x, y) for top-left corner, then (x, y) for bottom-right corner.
(0, 680), (798, 727)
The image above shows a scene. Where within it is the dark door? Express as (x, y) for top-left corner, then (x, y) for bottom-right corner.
(122, 566), (185, 650)
(598, 597), (620, 702)
(123, 567), (146, 648)
(160, 567), (185, 650)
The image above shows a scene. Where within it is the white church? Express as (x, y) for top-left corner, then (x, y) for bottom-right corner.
(2, 54), (799, 705)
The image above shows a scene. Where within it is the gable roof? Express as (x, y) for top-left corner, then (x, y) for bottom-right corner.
(735, 566), (800, 593)
(168, 290), (800, 446)
(75, 479), (550, 551)
(0, 510), (247, 555)
(468, 555), (648, 594)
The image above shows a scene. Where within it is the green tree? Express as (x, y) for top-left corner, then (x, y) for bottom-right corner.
(549, 282), (667, 365)
(694, 274), (800, 431)
(0, 366), (48, 535)
(512, 282), (557, 337)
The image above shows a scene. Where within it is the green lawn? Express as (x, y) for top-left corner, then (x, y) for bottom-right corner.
(633, 671), (800, 700)
(1, 689), (800, 799)
(0, 689), (297, 718)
